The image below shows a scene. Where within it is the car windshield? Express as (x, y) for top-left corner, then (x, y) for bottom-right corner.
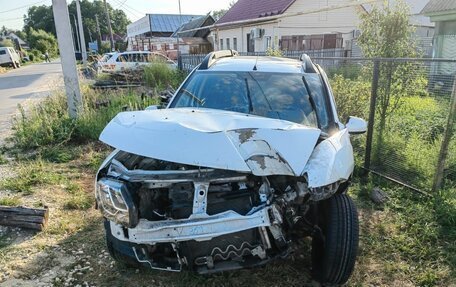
(100, 54), (113, 62)
(170, 71), (330, 130)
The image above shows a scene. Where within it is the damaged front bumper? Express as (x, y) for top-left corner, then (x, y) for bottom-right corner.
(110, 206), (273, 244)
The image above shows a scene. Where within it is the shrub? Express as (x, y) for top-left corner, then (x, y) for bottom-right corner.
(0, 39), (14, 47)
(329, 75), (371, 121)
(9, 86), (160, 150)
(143, 62), (186, 90)
(27, 28), (57, 56)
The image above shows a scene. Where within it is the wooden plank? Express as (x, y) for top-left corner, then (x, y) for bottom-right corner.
(0, 206), (49, 230)
(0, 206), (48, 216)
(0, 214), (46, 224)
(0, 219), (43, 231)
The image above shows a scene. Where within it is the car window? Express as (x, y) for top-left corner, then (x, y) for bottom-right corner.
(116, 54), (127, 62)
(170, 71), (330, 129)
(0, 50), (6, 55)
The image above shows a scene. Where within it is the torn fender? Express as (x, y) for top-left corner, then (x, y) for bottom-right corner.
(303, 129), (354, 188)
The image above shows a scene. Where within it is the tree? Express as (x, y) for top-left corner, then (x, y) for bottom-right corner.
(27, 28), (58, 56)
(24, 0), (130, 51)
(24, 5), (56, 35)
(357, 0), (425, 161)
(212, 1), (236, 21)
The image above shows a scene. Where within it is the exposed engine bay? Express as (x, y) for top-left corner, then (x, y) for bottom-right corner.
(96, 150), (346, 273)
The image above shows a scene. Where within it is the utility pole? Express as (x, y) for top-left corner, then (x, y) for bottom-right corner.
(70, 14), (80, 52)
(95, 14), (102, 53)
(103, 0), (115, 51)
(76, 0), (87, 65)
(51, 0), (83, 118)
(177, 0), (182, 69)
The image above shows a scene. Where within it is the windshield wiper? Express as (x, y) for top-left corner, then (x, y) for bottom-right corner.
(180, 88), (205, 106)
(244, 78), (253, 112)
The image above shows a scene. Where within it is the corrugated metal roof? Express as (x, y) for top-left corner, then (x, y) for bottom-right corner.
(216, 0), (296, 24)
(172, 15), (215, 37)
(149, 14), (203, 33)
(421, 0), (456, 14)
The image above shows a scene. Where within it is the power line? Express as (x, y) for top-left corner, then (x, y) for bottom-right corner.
(0, 0), (48, 14)
(109, 0), (142, 18)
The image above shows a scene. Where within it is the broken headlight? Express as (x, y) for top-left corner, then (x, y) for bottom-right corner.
(96, 178), (138, 228)
(309, 181), (340, 201)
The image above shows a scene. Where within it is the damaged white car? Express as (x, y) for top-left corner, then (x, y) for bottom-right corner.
(95, 51), (367, 285)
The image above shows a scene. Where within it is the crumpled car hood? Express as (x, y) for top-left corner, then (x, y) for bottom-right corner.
(99, 108), (321, 177)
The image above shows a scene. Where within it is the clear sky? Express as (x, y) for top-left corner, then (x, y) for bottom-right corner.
(0, 0), (233, 31)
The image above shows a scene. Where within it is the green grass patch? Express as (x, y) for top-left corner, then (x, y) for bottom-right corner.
(0, 160), (65, 194)
(64, 192), (93, 210)
(0, 154), (7, 164)
(0, 196), (21, 206)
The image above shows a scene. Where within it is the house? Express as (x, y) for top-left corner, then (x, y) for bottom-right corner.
(127, 14), (203, 39)
(0, 32), (29, 50)
(211, 0), (434, 55)
(126, 14), (215, 58)
(421, 0), (456, 60)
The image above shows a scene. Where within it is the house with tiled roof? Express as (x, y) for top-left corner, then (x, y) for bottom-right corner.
(211, 0), (434, 55)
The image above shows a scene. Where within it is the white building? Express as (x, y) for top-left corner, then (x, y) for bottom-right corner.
(211, 0), (434, 55)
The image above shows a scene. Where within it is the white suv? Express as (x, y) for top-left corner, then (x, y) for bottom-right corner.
(98, 51), (176, 73)
(0, 47), (21, 69)
(96, 51), (367, 285)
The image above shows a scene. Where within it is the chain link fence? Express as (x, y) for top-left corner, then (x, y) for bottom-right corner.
(312, 57), (456, 193)
(179, 54), (456, 193)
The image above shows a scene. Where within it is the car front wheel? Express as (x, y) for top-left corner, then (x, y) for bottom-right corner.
(311, 193), (359, 285)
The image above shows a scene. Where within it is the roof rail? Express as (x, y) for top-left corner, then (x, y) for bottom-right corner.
(199, 50), (239, 70)
(299, 53), (317, 73)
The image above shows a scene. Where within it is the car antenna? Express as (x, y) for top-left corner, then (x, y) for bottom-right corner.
(253, 56), (258, 71)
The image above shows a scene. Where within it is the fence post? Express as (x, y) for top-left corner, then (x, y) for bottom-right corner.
(363, 59), (380, 173)
(432, 77), (456, 192)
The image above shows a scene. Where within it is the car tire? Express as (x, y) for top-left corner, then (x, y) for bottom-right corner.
(12, 62), (17, 69)
(311, 194), (359, 285)
(104, 220), (141, 268)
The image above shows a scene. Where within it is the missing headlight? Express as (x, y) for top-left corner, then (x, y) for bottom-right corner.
(96, 178), (138, 227)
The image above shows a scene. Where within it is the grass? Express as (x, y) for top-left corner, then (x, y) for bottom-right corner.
(0, 196), (21, 206)
(0, 160), (65, 194)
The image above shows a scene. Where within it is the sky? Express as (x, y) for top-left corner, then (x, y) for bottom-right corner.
(0, 0), (233, 31)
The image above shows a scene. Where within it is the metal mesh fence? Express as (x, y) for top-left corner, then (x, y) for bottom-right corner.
(179, 54), (456, 192)
(314, 57), (456, 192)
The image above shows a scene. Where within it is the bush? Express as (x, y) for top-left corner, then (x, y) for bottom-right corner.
(9, 87), (160, 150)
(27, 28), (57, 56)
(0, 39), (14, 47)
(143, 62), (186, 90)
(329, 75), (371, 121)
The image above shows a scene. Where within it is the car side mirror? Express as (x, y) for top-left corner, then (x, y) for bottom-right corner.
(346, 116), (367, 134)
(145, 105), (161, 111)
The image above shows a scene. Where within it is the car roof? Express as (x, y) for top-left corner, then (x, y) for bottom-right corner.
(206, 56), (305, 74)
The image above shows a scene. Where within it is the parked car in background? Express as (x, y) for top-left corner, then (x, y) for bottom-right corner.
(97, 51), (176, 73)
(95, 51), (367, 285)
(0, 47), (21, 68)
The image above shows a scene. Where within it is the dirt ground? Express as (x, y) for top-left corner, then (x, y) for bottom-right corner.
(0, 147), (454, 287)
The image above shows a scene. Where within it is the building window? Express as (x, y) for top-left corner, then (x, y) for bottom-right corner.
(220, 39), (224, 50)
(265, 36), (272, 50)
(233, 37), (237, 50)
(226, 38), (230, 49)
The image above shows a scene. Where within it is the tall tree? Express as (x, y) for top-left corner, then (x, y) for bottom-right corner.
(24, 0), (130, 49)
(357, 0), (423, 161)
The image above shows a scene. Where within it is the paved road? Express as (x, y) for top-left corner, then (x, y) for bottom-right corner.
(0, 61), (63, 144)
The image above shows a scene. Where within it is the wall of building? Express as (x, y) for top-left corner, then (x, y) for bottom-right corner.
(213, 0), (364, 53)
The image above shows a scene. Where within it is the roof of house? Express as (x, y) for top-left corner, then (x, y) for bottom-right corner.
(216, 0), (296, 24)
(421, 0), (456, 14)
(149, 14), (203, 33)
(172, 14), (215, 38)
